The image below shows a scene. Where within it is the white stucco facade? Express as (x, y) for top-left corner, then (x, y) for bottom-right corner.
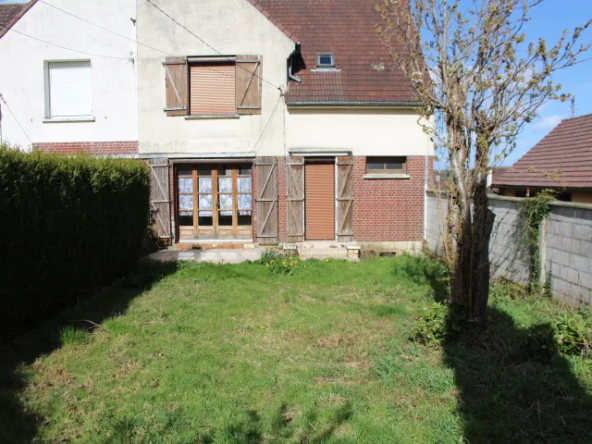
(136, 0), (295, 157)
(0, 0), (138, 148)
(286, 107), (434, 157)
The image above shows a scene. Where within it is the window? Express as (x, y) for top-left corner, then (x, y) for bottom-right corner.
(176, 164), (253, 240)
(163, 55), (262, 117)
(46, 61), (92, 119)
(366, 157), (407, 175)
(317, 53), (335, 67)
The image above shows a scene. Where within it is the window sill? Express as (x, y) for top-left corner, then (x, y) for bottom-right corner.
(363, 174), (411, 180)
(43, 116), (95, 123)
(185, 114), (240, 120)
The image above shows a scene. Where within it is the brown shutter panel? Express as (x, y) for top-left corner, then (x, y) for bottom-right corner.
(163, 57), (188, 117)
(256, 157), (279, 245)
(190, 63), (236, 115)
(148, 158), (172, 240)
(236, 55), (262, 115)
(336, 156), (354, 242)
(287, 157), (305, 242)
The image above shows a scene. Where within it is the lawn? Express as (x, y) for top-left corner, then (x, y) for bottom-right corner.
(1, 255), (592, 443)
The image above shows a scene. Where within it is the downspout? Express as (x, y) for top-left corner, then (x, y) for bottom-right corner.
(288, 42), (302, 83)
(423, 118), (431, 242)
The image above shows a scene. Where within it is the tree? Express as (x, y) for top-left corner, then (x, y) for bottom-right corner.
(377, 0), (591, 320)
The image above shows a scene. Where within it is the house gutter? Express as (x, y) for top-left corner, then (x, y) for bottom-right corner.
(287, 101), (424, 107)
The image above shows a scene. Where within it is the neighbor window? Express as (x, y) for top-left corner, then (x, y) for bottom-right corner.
(46, 61), (92, 118)
(163, 55), (262, 117)
(317, 53), (335, 67)
(366, 157), (407, 174)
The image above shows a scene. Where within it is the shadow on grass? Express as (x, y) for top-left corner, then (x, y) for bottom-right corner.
(440, 299), (592, 442)
(0, 259), (179, 444)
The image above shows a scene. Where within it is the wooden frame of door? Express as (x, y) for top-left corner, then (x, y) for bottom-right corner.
(174, 163), (253, 241)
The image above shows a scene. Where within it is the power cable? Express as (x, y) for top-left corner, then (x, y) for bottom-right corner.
(0, 93), (33, 145)
(144, 0), (283, 92)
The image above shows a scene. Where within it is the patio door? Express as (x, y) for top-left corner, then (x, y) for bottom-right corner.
(177, 164), (253, 240)
(305, 160), (335, 240)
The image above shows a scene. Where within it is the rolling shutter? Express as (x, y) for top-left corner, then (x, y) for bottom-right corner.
(236, 55), (262, 115)
(48, 61), (92, 117)
(163, 57), (188, 117)
(190, 63), (236, 115)
(305, 162), (335, 240)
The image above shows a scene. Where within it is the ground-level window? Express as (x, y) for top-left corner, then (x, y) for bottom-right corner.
(176, 164), (252, 240)
(366, 156), (407, 174)
(46, 60), (92, 118)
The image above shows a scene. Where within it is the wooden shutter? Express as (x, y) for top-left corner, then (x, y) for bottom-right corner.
(256, 157), (278, 245)
(190, 63), (236, 115)
(236, 55), (262, 115)
(336, 156), (354, 242)
(163, 57), (188, 116)
(305, 161), (336, 240)
(287, 157), (305, 242)
(148, 158), (172, 240)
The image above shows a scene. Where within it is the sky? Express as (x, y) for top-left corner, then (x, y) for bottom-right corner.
(2, 0), (591, 167)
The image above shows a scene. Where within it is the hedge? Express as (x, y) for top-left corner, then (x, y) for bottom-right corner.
(0, 146), (151, 337)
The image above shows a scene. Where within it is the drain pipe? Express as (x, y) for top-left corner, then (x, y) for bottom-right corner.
(288, 42), (302, 83)
(423, 119), (431, 243)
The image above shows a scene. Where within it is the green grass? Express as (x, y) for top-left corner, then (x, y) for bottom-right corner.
(1, 256), (591, 443)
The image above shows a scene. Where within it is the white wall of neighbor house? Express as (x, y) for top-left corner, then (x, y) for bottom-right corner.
(136, 0), (295, 156)
(0, 0), (139, 148)
(286, 108), (435, 156)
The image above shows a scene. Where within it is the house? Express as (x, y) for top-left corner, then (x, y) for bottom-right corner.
(1, 0), (434, 252)
(0, 0), (138, 154)
(493, 114), (592, 204)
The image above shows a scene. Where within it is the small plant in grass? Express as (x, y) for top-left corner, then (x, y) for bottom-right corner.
(259, 248), (303, 275)
(526, 311), (592, 361)
(412, 302), (467, 346)
(59, 325), (90, 346)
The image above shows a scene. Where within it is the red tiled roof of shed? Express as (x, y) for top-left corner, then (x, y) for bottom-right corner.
(253, 0), (418, 104)
(494, 113), (592, 189)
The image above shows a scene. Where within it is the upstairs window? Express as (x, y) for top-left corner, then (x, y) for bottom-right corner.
(46, 61), (92, 119)
(317, 53), (335, 68)
(366, 157), (407, 175)
(163, 55), (262, 117)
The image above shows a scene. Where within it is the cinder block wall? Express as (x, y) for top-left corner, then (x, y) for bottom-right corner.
(426, 190), (592, 306)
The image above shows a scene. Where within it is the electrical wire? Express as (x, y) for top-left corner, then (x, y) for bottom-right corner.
(0, 93), (33, 145)
(144, 0), (283, 92)
(0, 24), (131, 60)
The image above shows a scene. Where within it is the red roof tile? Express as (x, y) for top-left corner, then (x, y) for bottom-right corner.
(252, 0), (418, 104)
(493, 113), (592, 189)
(0, 1), (37, 39)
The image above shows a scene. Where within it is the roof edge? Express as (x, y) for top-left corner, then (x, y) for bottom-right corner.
(287, 101), (425, 107)
(245, 0), (299, 44)
(0, 0), (39, 40)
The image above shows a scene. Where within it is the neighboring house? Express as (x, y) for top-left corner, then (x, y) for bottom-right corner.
(494, 114), (592, 204)
(1, 0), (434, 250)
(0, 0), (138, 154)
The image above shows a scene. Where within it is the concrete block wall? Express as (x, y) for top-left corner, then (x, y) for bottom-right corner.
(425, 190), (592, 307)
(545, 203), (592, 306)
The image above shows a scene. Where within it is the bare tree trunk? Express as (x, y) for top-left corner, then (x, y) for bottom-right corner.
(470, 178), (495, 320)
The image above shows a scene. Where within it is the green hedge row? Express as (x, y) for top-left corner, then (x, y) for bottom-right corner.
(0, 146), (151, 337)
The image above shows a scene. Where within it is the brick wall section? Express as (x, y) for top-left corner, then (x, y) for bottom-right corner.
(353, 156), (429, 242)
(34, 141), (139, 155)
